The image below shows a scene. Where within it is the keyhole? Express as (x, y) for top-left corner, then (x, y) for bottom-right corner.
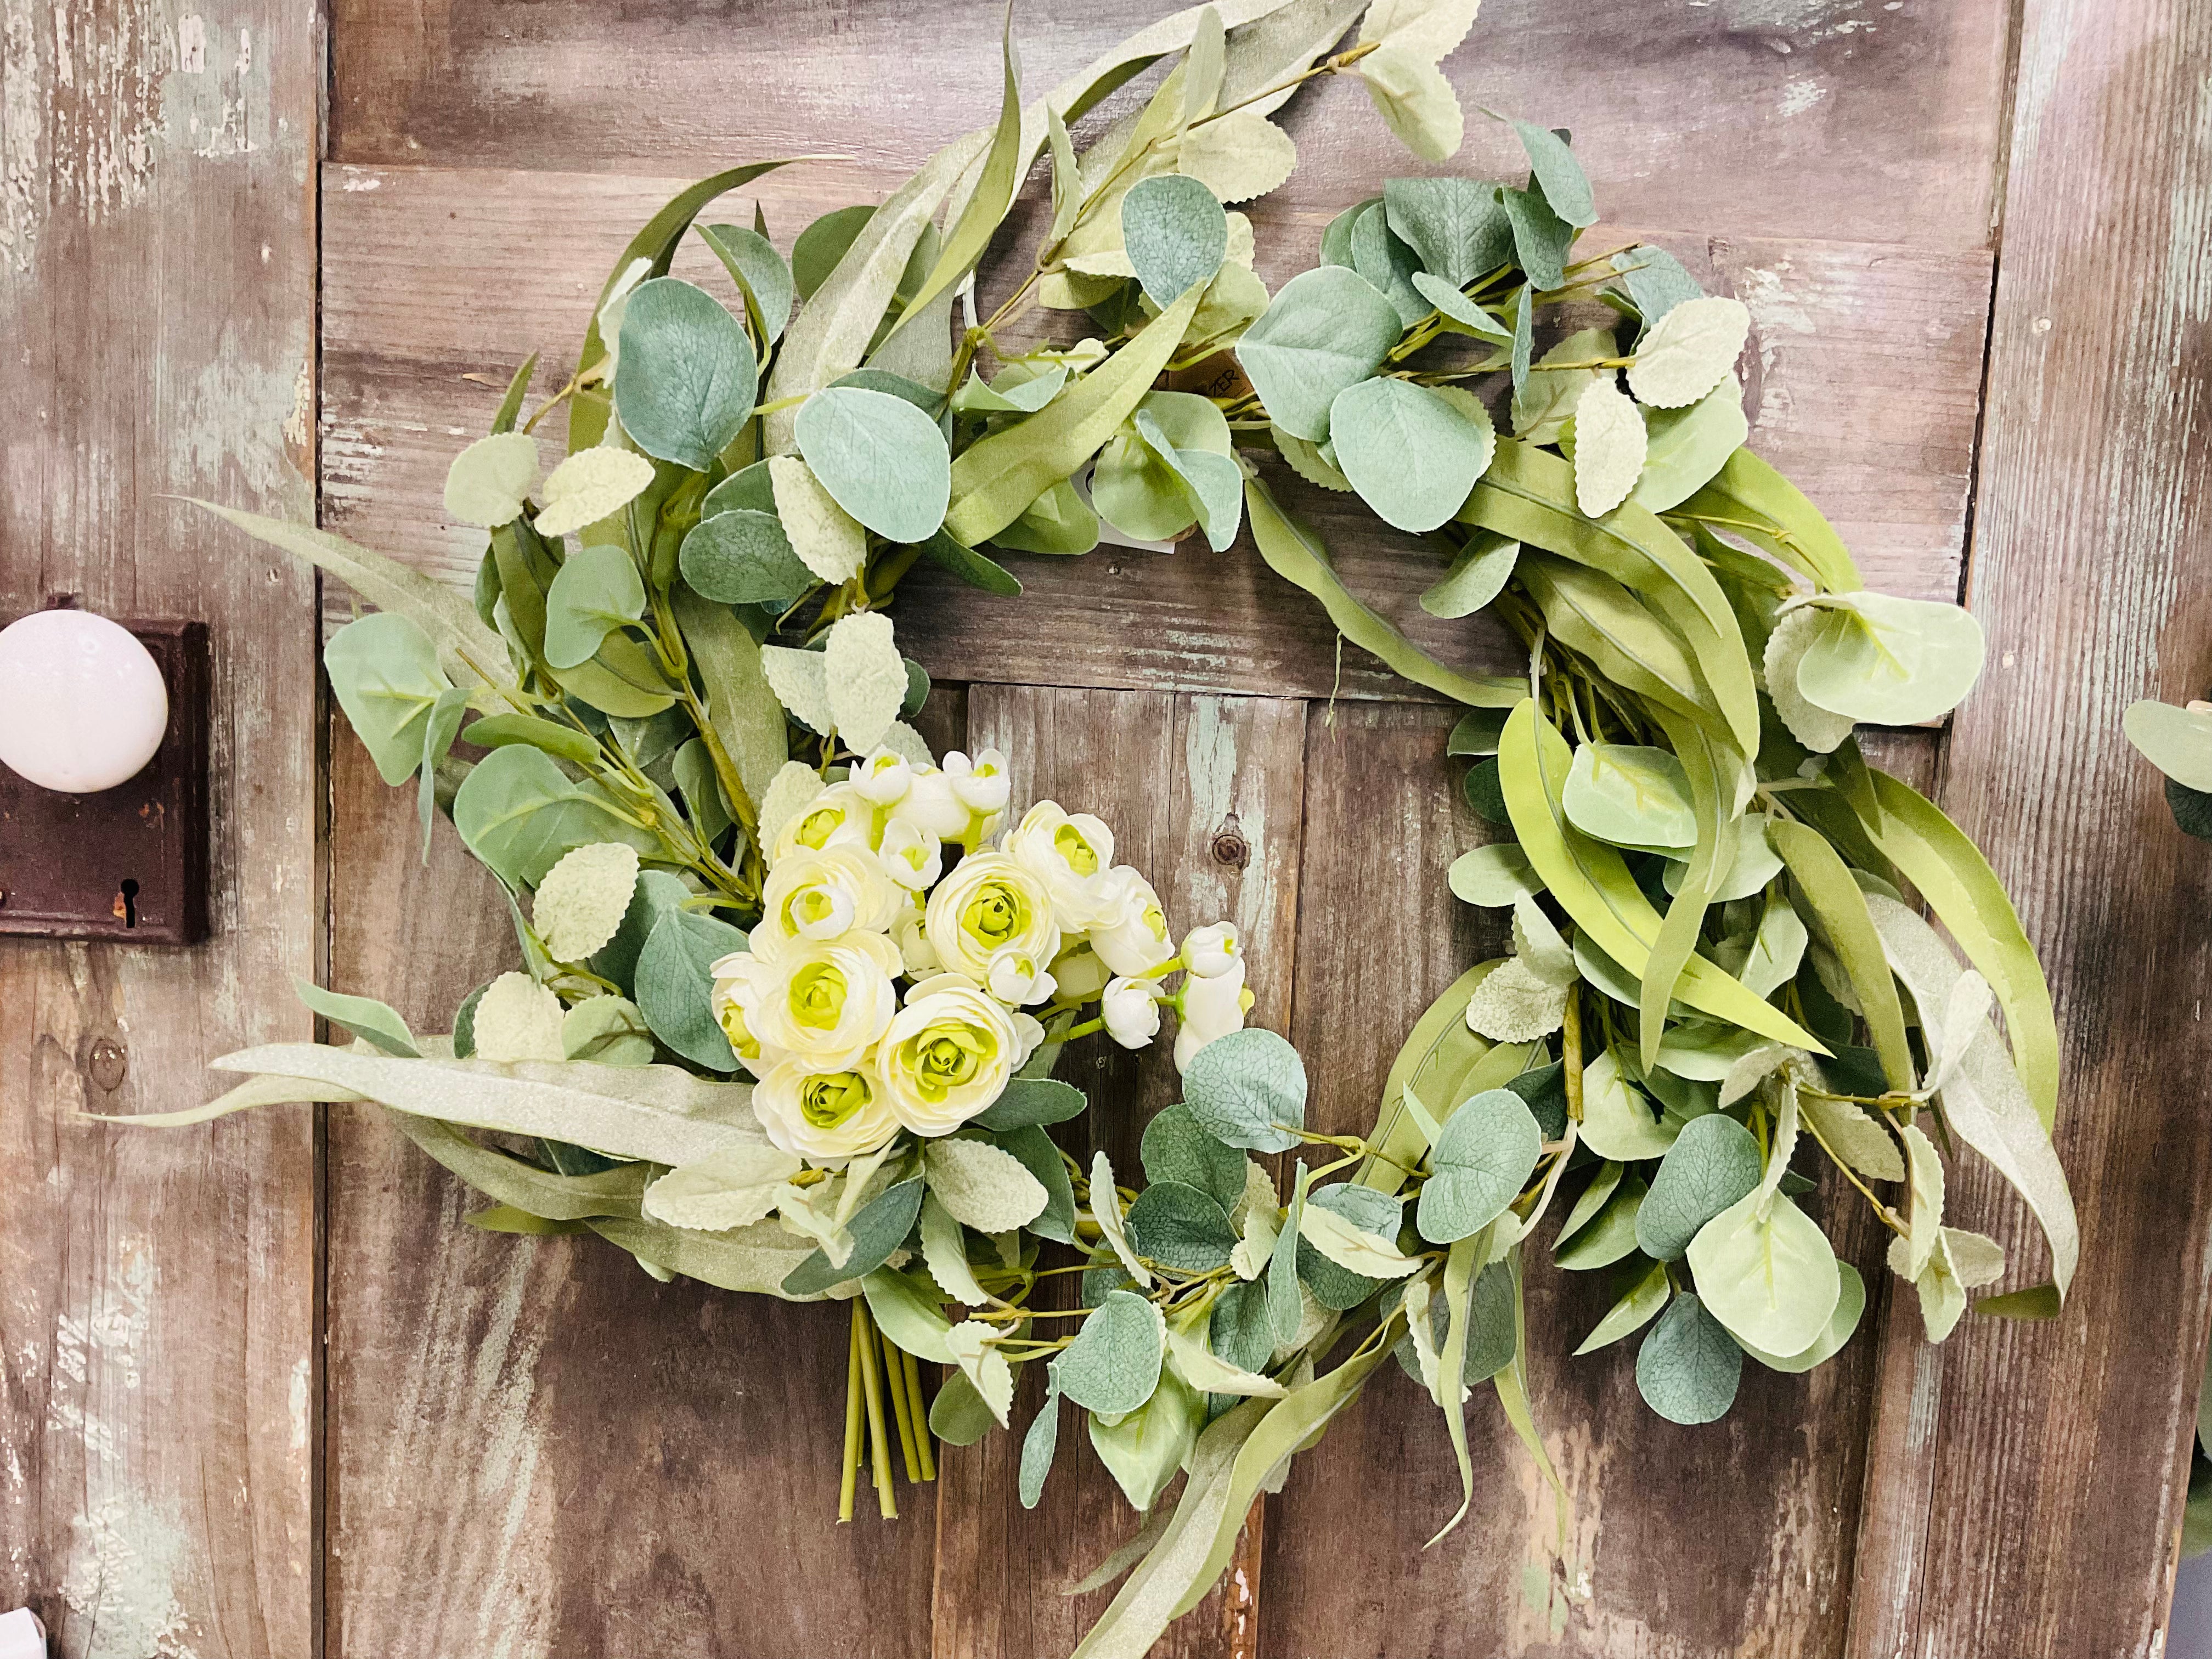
(119, 878), (139, 928)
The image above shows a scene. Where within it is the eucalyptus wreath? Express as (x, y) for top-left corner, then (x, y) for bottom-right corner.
(116, 1), (2083, 1651)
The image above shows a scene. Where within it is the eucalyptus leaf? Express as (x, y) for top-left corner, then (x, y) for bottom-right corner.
(1182, 1028), (1308, 1152)
(782, 1176), (925, 1296)
(1417, 1088), (1542, 1244)
(324, 612), (454, 786)
(1235, 265), (1402, 442)
(1122, 173), (1229, 306)
(1384, 176), (1512, 289)
(615, 278), (758, 470)
(1635, 1113), (1762, 1262)
(1328, 377), (1495, 534)
(291, 979), (421, 1058)
(1141, 1102), (1250, 1212)
(1572, 1258), (1671, 1355)
(635, 905), (749, 1072)
(544, 543), (647, 671)
(1684, 1188), (1841, 1357)
(794, 385), (952, 543)
(1422, 532), (1519, 619)
(698, 222), (794, 346)
(453, 744), (657, 889)
(1513, 120), (1595, 228)
(1126, 1181), (1238, 1273)
(1612, 245), (1703, 327)
(1058, 1290), (1169, 1417)
(1635, 1292), (1742, 1424)
(680, 509), (814, 606)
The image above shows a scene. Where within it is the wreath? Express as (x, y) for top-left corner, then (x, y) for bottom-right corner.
(120, 2), (2080, 1651)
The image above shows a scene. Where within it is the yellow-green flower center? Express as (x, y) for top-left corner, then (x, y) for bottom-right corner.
(799, 1070), (873, 1128)
(1053, 824), (1099, 876)
(788, 962), (850, 1030)
(906, 1021), (988, 1102)
(1141, 902), (1167, 941)
(961, 881), (1029, 952)
(790, 886), (841, 930)
(797, 805), (844, 850)
(718, 999), (760, 1057)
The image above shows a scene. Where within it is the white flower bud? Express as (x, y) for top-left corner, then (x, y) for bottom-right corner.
(1102, 977), (1162, 1049)
(986, 949), (1057, 1007)
(1181, 922), (1242, 979)
(854, 747), (915, 805)
(877, 817), (943, 891)
(948, 747), (1012, 813)
(1174, 958), (1250, 1073)
(902, 766), (972, 838)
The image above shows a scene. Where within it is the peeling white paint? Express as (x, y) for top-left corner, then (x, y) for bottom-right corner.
(1779, 77), (1829, 117)
(61, 1496), (200, 1659)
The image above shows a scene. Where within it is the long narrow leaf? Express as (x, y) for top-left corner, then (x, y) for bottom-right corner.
(383, 1110), (650, 1221)
(1769, 815), (1915, 1091)
(1674, 448), (1861, 595)
(1639, 708), (1726, 1070)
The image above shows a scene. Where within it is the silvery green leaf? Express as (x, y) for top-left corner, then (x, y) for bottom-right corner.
(1126, 1181), (1238, 1273)
(679, 509), (812, 606)
(2124, 699), (2212, 790)
(921, 1191), (990, 1306)
(1510, 285), (1534, 393)
(1635, 1291), (1742, 1423)
(1355, 43), (1463, 162)
(1176, 111), (1297, 204)
(1329, 376), (1495, 533)
(1183, 1028), (1308, 1152)
(1121, 173), (1228, 307)
(1633, 377), (1747, 512)
(532, 841), (641, 962)
(1799, 1090), (1904, 1182)
(290, 979), (422, 1058)
(1462, 958), (1568, 1042)
(1513, 120), (1595, 228)
(865, 1267), (957, 1364)
(1448, 842), (1542, 907)
(615, 278), (758, 470)
(1268, 1159), (1308, 1342)
(1636, 1113), (1761, 1262)
(1091, 1150), (1153, 1289)
(1500, 184), (1573, 291)
(1685, 1187), (1841, 1356)
(1385, 176), (1514, 288)
(1563, 743), (1696, 851)
(822, 610), (906, 753)
(1511, 895), (1577, 986)
(1409, 270), (1512, 342)
(642, 1140), (802, 1231)
(543, 543), (646, 671)
(444, 431), (540, 528)
(1611, 246), (1704, 328)
(793, 385), (952, 543)
(1886, 1228), (1970, 1342)
(1058, 1289), (1168, 1416)
(1141, 1102), (1249, 1212)
(990, 1125), (1076, 1245)
(1422, 529), (1518, 619)
(1576, 1048), (1679, 1163)
(1358, 0), (1482, 59)
(698, 221), (794, 346)
(1417, 1088), (1542, 1243)
(1763, 606), (1855, 753)
(1899, 1119), (1946, 1280)
(945, 1319), (1017, 1429)
(1667, 811), (1785, 905)
(1091, 1364), (1204, 1511)
(1572, 1257), (1670, 1355)
(1349, 200), (1425, 328)
(1132, 407), (1243, 550)
(1510, 327), (1613, 443)
(1210, 1279), (1276, 1375)
(324, 612), (454, 787)
(927, 1135), (1049, 1233)
(1627, 295), (1751, 409)
(952, 363), (1070, 415)
(1235, 265), (1402, 442)
(768, 455), (866, 584)
(1300, 1191), (1419, 1280)
(453, 745), (658, 888)
(561, 995), (656, 1067)
(1020, 1378), (1062, 1509)
(636, 905), (747, 1071)
(1737, 1260), (1866, 1373)
(1571, 379), (1646, 517)
(1319, 196), (1376, 268)
(1792, 593), (1988, 726)
(973, 1078), (1087, 1133)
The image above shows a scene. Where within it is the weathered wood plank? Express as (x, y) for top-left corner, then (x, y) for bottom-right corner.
(328, 0), (2010, 253)
(317, 164), (1986, 698)
(1260, 713), (1940, 1657)
(932, 685), (1306, 1659)
(1845, 3), (2212, 1654)
(0, 4), (322, 1656)
(324, 728), (940, 1658)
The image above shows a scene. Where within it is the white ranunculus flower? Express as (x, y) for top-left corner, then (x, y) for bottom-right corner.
(1002, 800), (1119, 930)
(748, 931), (902, 1070)
(854, 747), (915, 805)
(757, 844), (902, 952)
(924, 851), (1063, 988)
(949, 747), (1012, 814)
(878, 977), (1037, 1135)
(752, 1056), (903, 1161)
(877, 816), (944, 892)
(709, 950), (789, 1081)
(985, 947), (1058, 1008)
(1181, 921), (1242, 979)
(770, 780), (879, 865)
(1102, 976), (1163, 1049)
(901, 765), (972, 838)
(1051, 943), (1109, 1003)
(1090, 865), (1176, 977)
(1174, 956), (1251, 1073)
(893, 900), (940, 977)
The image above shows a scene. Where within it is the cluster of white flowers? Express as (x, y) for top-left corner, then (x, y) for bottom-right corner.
(710, 748), (1254, 1163)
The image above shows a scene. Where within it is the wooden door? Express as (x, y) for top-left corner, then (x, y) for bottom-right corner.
(6, 1), (2212, 1655)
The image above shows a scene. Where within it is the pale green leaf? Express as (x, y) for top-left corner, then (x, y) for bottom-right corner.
(444, 431), (541, 528)
(1636, 1113), (1760, 1262)
(1417, 1088), (1542, 1244)
(927, 1136), (1049, 1233)
(1448, 842), (1541, 907)
(1057, 1290), (1168, 1416)
(1633, 377), (1746, 512)
(1635, 1292), (1741, 1423)
(1176, 111), (1297, 204)
(642, 1141), (804, 1232)
(1685, 1187), (1841, 1356)
(768, 455), (867, 583)
(1576, 1048), (1679, 1162)
(1329, 376), (1496, 534)
(1421, 531), (1519, 618)
(794, 385), (951, 543)
(1573, 1257), (1670, 1355)
(2124, 699), (2212, 791)
(1627, 295), (1750, 409)
(543, 543), (646, 671)
(615, 277), (757, 471)
(533, 447), (657, 540)
(1355, 43), (1463, 162)
(324, 612), (453, 787)
(1571, 379), (1645, 517)
(1234, 265), (1401, 441)
(532, 842), (640, 962)
(1792, 593), (1987, 727)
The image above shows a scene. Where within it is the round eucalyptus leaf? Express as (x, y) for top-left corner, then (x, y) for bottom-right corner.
(1055, 1290), (1166, 1417)
(614, 277), (758, 471)
(1736, 1261), (1866, 1374)
(1384, 176), (1513, 289)
(543, 543), (647, 671)
(1329, 376), (1494, 533)
(1417, 1088), (1543, 1244)
(793, 385), (951, 543)
(452, 744), (656, 889)
(697, 221), (794, 345)
(1125, 1180), (1237, 1274)
(1635, 1113), (1763, 1263)
(1296, 1183), (1404, 1310)
(1121, 174), (1228, 307)
(1235, 265), (1402, 442)
(1140, 1102), (1249, 1213)
(1182, 1028), (1308, 1153)
(702, 459), (776, 517)
(1635, 1292), (1742, 1424)
(2126, 699), (2212, 791)
(1634, 377), (1747, 512)
(1576, 1048), (1679, 1163)
(1562, 743), (1697, 852)
(324, 612), (453, 787)
(680, 509), (814, 605)
(1793, 593), (1987, 727)
(1685, 1189), (1842, 1357)
(1448, 842), (1541, 907)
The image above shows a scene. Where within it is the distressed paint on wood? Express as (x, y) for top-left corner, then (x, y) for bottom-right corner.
(0, 3), (322, 1657)
(323, 729), (940, 1659)
(930, 686), (1306, 1659)
(1845, 3), (2212, 1655)
(327, 0), (2012, 254)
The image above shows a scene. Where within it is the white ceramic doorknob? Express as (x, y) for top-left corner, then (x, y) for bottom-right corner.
(0, 610), (171, 793)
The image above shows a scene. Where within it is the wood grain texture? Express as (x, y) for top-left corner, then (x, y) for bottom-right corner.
(317, 163), (1986, 696)
(327, 0), (2011, 253)
(0, 3), (322, 1656)
(324, 730), (939, 1659)
(1260, 719), (1940, 1658)
(931, 685), (1306, 1659)
(1845, 3), (2212, 1655)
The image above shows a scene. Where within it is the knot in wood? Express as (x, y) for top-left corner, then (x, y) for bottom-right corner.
(1211, 828), (1250, 868)
(86, 1037), (128, 1093)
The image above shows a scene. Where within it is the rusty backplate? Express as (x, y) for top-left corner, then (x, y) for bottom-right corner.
(0, 619), (210, 945)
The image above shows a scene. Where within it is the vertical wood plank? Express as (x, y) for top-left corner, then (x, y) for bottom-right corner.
(932, 686), (1306, 1659)
(1846, 5), (2212, 1655)
(0, 4), (321, 1656)
(325, 730), (940, 1658)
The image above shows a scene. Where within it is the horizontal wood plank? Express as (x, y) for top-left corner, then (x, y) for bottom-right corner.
(329, 0), (2010, 253)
